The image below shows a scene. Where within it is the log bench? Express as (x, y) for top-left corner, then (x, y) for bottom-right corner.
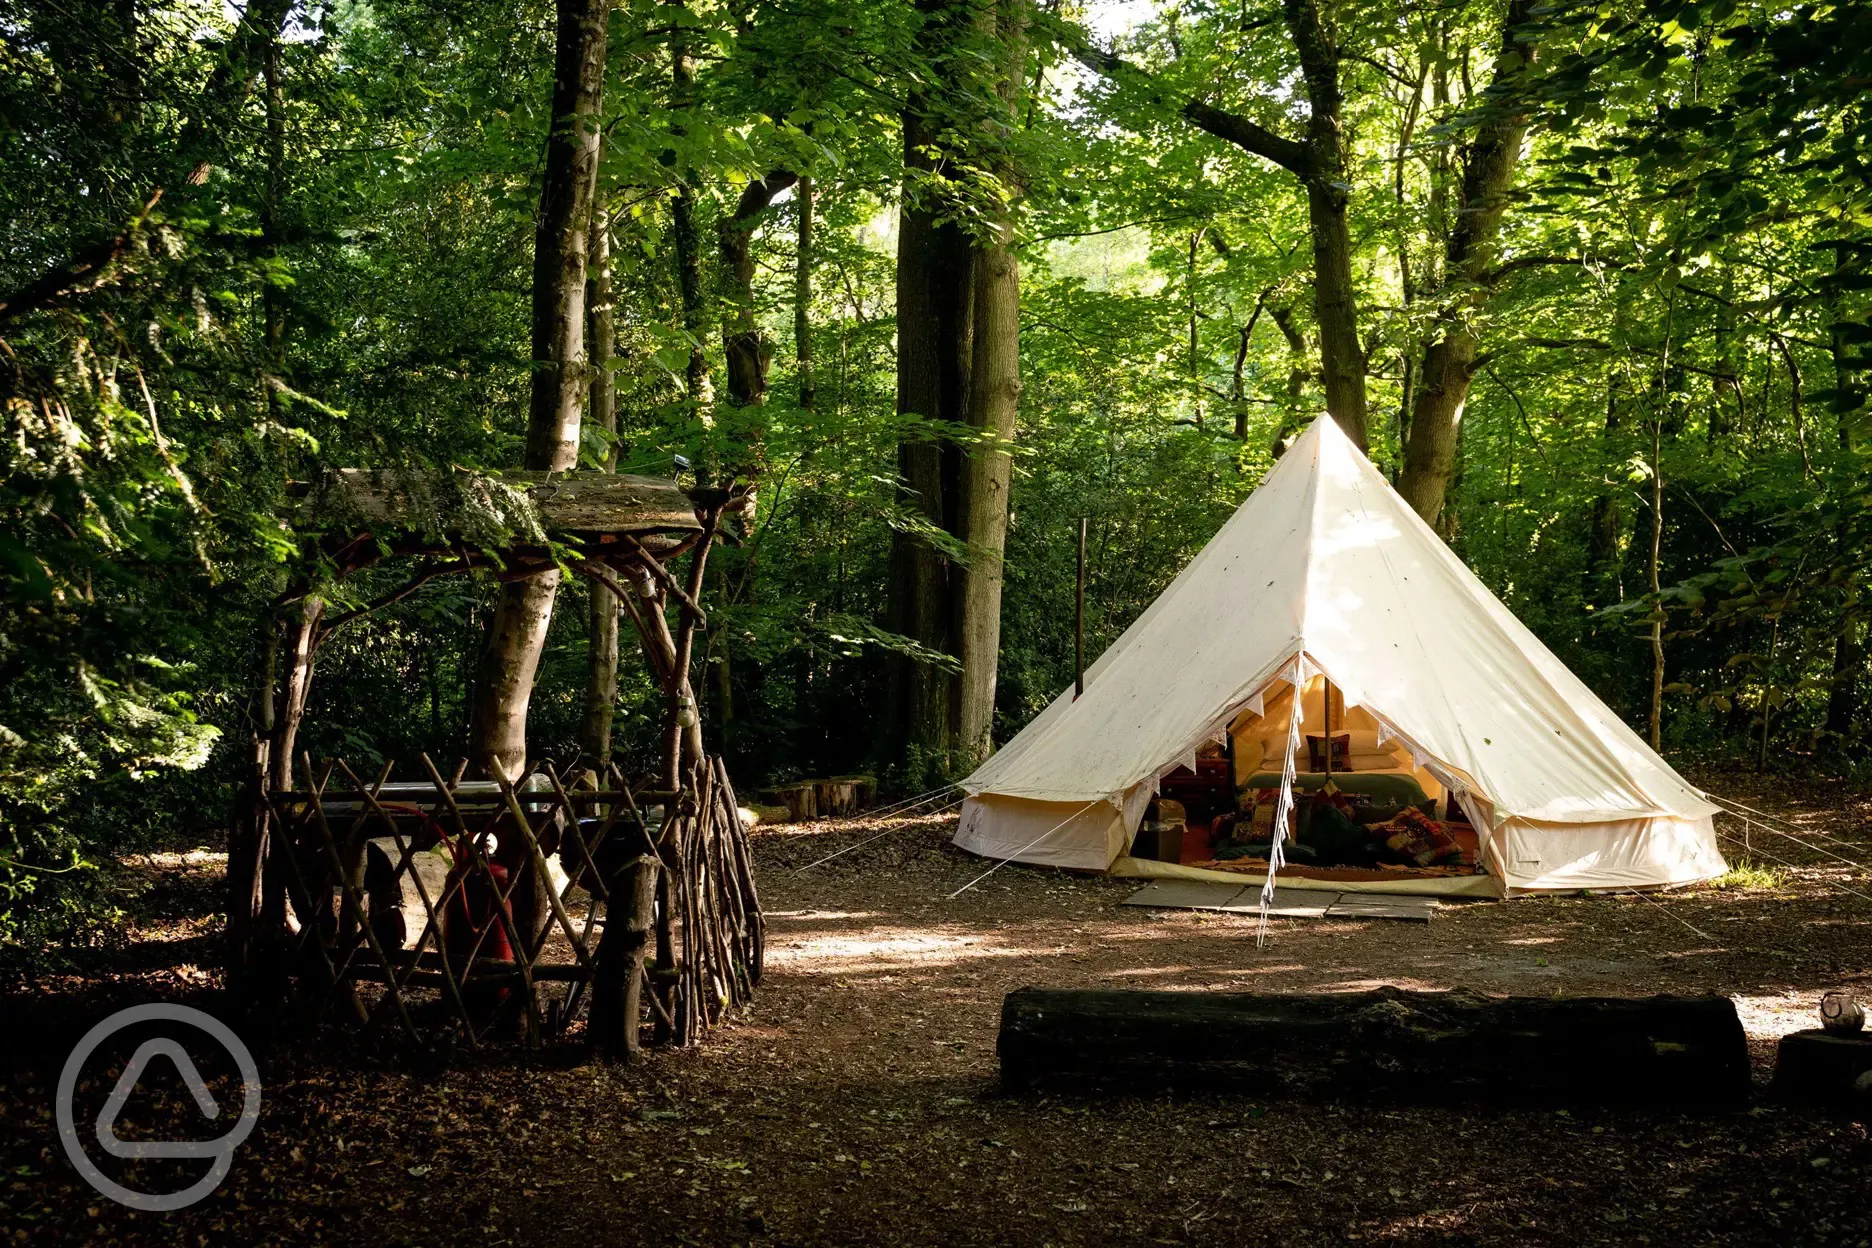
(998, 985), (1750, 1109)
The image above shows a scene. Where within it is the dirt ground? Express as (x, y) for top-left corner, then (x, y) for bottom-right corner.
(3, 772), (1870, 1246)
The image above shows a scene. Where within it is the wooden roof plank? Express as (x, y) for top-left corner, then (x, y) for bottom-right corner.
(305, 468), (705, 541)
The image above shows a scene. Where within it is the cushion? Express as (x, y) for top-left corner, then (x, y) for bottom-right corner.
(1306, 733), (1351, 771)
(1373, 807), (1461, 867)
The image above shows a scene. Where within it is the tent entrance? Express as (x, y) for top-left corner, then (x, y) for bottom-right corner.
(1142, 670), (1497, 892)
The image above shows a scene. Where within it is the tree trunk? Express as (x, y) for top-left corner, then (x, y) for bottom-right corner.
(270, 596), (322, 795)
(525, 0), (607, 472)
(582, 194), (621, 766)
(1186, 228), (1205, 427)
(671, 39), (713, 428)
(1586, 371), (1625, 602)
(720, 172), (799, 416)
(1302, 182), (1366, 450)
(954, 0), (1026, 769)
(471, 0), (607, 780)
(1824, 246), (1865, 743)
(1648, 411), (1666, 752)
(1229, 294), (1267, 442)
(1269, 304), (1310, 453)
(475, 574), (563, 779)
(1397, 2), (1537, 528)
(1825, 623), (1863, 743)
(997, 986), (1749, 1108)
(887, 70), (974, 774)
(589, 854), (659, 1059)
(795, 175), (817, 410)
(1284, 0), (1367, 451)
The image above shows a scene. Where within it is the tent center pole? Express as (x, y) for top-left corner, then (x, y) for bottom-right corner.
(1074, 516), (1087, 699)
(1324, 676), (1334, 781)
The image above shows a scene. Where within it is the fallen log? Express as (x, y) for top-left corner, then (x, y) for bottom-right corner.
(998, 986), (1749, 1109)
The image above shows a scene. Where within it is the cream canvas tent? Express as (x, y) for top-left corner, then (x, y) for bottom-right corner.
(952, 414), (1726, 898)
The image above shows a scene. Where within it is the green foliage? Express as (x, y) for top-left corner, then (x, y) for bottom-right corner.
(4, 0), (1869, 954)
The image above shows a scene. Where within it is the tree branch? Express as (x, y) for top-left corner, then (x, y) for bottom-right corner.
(1054, 24), (1311, 176)
(730, 169), (799, 226)
(0, 189), (164, 325)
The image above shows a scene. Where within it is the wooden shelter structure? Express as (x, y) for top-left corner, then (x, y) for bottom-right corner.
(226, 466), (760, 1055)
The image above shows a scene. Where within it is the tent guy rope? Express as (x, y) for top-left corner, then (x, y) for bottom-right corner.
(791, 793), (966, 874)
(1711, 826), (1872, 908)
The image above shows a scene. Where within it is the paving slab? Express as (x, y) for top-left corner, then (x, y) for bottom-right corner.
(1325, 893), (1439, 922)
(1123, 880), (1438, 921)
(1119, 879), (1250, 910)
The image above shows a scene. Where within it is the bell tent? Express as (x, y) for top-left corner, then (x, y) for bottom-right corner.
(952, 414), (1726, 897)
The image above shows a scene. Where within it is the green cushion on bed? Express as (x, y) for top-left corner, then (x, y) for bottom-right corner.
(1239, 770), (1433, 817)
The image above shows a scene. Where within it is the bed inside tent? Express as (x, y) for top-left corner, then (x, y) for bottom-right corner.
(1133, 670), (1496, 896)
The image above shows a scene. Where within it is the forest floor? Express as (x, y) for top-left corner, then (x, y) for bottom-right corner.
(3, 771), (1871, 1246)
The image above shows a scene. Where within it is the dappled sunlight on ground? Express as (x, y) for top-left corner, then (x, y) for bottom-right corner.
(4, 790), (1869, 1247)
(767, 927), (1056, 975)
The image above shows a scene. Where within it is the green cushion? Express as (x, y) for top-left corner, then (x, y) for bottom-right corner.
(1238, 770), (1433, 817)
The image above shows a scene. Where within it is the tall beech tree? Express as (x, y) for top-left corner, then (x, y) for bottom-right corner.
(954, 0), (1027, 768)
(470, 0), (608, 779)
(887, 0), (1029, 775)
(1396, 1), (1539, 529)
(581, 191), (622, 767)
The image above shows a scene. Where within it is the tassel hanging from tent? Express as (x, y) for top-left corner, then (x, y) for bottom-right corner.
(1257, 660), (1308, 947)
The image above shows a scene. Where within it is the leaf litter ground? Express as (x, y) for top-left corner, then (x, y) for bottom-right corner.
(1, 772), (1868, 1246)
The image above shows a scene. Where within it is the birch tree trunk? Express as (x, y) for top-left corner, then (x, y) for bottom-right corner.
(471, 0), (607, 779)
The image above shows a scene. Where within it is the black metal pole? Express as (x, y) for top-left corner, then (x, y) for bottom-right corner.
(1075, 517), (1087, 699)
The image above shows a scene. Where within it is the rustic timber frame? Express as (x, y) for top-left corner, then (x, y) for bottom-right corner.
(226, 468), (760, 1055)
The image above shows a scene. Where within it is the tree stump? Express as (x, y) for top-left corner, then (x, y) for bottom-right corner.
(759, 783), (817, 822)
(829, 774), (878, 809)
(998, 986), (1750, 1109)
(810, 778), (860, 817)
(1774, 1029), (1872, 1113)
(590, 854), (660, 1060)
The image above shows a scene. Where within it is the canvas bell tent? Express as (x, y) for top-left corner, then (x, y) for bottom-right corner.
(952, 415), (1726, 898)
